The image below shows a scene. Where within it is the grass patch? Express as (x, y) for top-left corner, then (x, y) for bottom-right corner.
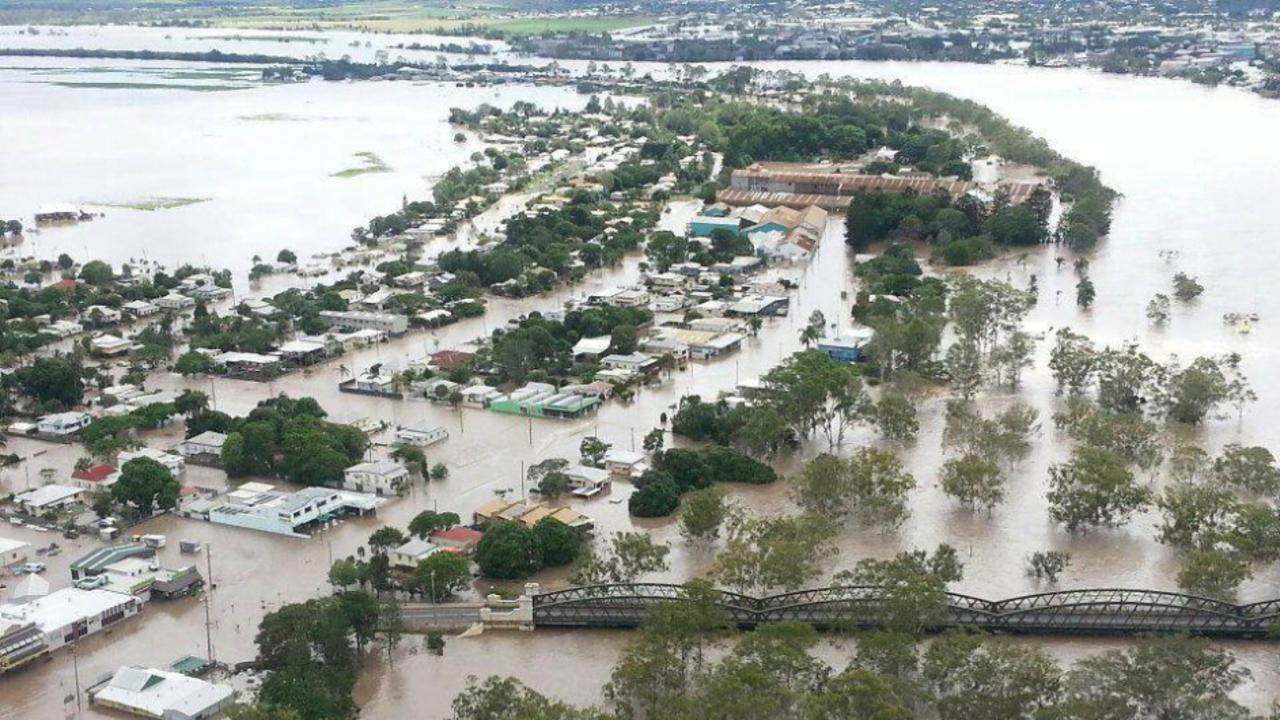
(42, 80), (247, 91)
(92, 197), (210, 211)
(332, 151), (391, 178)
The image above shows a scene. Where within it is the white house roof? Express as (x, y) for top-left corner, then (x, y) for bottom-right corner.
(345, 459), (406, 477)
(572, 336), (612, 356)
(93, 666), (235, 718)
(185, 431), (228, 449)
(15, 484), (81, 508)
(394, 537), (440, 559)
(0, 537), (30, 555)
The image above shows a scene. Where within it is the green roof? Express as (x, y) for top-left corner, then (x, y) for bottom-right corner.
(71, 543), (151, 573)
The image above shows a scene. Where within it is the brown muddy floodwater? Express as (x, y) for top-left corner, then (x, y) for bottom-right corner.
(4, 26), (1280, 717)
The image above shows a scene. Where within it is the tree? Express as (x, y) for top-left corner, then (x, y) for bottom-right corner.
(229, 704), (303, 720)
(679, 487), (729, 543)
(56, 253), (74, 270)
(711, 514), (837, 594)
(14, 356), (84, 407)
(532, 517), (581, 567)
(413, 551), (472, 601)
(642, 428), (664, 454)
(1026, 551), (1072, 583)
(921, 632), (1063, 720)
(78, 259), (114, 285)
(1048, 329), (1097, 396)
(452, 676), (611, 720)
(1177, 548), (1251, 601)
(1146, 293), (1171, 324)
(408, 510), (461, 539)
(790, 450), (915, 527)
(277, 249), (297, 264)
(174, 389), (209, 417)
(990, 331), (1036, 388)
(609, 325), (638, 354)
(175, 350), (218, 376)
(1053, 399), (1162, 471)
(1214, 444), (1280, 496)
(759, 350), (871, 450)
(572, 532), (670, 585)
(111, 457), (179, 516)
(475, 522), (542, 579)
(579, 437), (611, 467)
(837, 545), (963, 636)
(1163, 355), (1252, 425)
(808, 669), (913, 720)
(1075, 277), (1095, 308)
(328, 558), (360, 589)
(873, 394), (918, 443)
(1059, 636), (1252, 719)
(1047, 447), (1152, 532)
(944, 340), (984, 400)
(1172, 272), (1204, 301)
(939, 455), (1005, 511)
(629, 473), (681, 517)
(368, 526), (407, 554)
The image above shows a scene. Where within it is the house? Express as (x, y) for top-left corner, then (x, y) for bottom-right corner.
(645, 327), (744, 359)
(90, 665), (236, 720)
(153, 294), (196, 311)
(601, 353), (658, 374)
(40, 320), (83, 338)
(651, 294), (690, 313)
(37, 411), (92, 437)
(428, 350), (476, 371)
(121, 300), (159, 318)
(118, 448), (185, 477)
(319, 310), (408, 335)
(603, 449), (647, 478)
(277, 339), (328, 365)
(688, 215), (744, 238)
(179, 431), (227, 464)
(342, 459), (410, 496)
(429, 527), (482, 555)
(607, 288), (651, 308)
(394, 424), (449, 447)
(82, 305), (123, 326)
(0, 588), (143, 650)
(90, 334), (133, 357)
(460, 384), (500, 407)
(389, 538), (441, 569)
(0, 537), (30, 567)
(71, 464), (120, 491)
(817, 329), (875, 363)
(572, 335), (613, 362)
(394, 271), (427, 288)
(200, 485), (382, 538)
(565, 465), (611, 498)
(71, 543), (156, 580)
(214, 352), (282, 378)
(471, 499), (594, 532)
(417, 378), (461, 401)
(488, 383), (600, 419)
(726, 295), (790, 318)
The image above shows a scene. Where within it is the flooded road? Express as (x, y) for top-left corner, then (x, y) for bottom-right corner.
(4, 24), (1280, 717)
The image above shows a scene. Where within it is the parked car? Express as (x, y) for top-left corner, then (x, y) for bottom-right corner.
(18, 562), (46, 574)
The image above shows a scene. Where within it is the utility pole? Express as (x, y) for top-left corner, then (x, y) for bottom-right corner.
(203, 543), (215, 663)
(526, 415), (533, 445)
(71, 643), (82, 714)
(519, 461), (525, 499)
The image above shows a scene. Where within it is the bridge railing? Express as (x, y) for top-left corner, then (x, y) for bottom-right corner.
(530, 584), (1280, 637)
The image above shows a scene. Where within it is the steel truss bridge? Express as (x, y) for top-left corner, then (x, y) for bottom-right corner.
(531, 584), (1280, 637)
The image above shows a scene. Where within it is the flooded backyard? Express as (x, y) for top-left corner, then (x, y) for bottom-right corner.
(3, 24), (1280, 717)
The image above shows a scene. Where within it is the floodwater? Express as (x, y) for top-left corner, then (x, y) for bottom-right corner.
(4, 24), (1280, 717)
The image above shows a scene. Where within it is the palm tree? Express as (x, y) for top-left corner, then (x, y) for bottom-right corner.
(799, 324), (822, 348)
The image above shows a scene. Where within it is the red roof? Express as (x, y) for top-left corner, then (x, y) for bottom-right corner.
(52, 278), (78, 290)
(71, 464), (117, 482)
(431, 527), (482, 544)
(430, 350), (476, 370)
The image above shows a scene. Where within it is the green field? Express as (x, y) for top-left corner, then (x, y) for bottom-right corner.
(332, 151), (391, 178)
(92, 196), (210, 210)
(0, 0), (654, 35)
